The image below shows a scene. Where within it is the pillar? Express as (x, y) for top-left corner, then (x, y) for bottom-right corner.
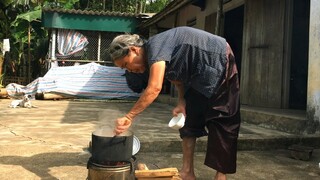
(307, 0), (320, 132)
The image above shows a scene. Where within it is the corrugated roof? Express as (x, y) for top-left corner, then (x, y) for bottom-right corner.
(42, 8), (151, 18)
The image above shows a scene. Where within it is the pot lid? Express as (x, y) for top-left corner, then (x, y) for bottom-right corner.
(132, 135), (140, 155)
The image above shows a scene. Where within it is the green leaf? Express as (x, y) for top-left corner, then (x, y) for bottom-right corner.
(14, 9), (42, 22)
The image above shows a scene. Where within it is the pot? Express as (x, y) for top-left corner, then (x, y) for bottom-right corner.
(91, 128), (133, 164)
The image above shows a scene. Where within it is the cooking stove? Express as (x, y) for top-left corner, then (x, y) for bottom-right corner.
(87, 156), (136, 180)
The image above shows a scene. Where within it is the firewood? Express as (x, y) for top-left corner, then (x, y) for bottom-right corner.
(136, 176), (182, 180)
(135, 167), (179, 178)
(137, 178), (181, 180)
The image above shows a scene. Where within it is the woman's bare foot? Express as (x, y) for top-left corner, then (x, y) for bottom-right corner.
(214, 172), (226, 180)
(179, 171), (196, 180)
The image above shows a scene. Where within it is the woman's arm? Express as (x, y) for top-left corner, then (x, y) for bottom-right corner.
(126, 60), (166, 120)
(171, 81), (186, 116)
(114, 60), (166, 134)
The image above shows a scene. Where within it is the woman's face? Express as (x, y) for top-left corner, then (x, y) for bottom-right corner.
(114, 47), (146, 73)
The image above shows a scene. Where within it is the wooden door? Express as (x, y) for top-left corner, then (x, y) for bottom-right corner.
(240, 0), (285, 108)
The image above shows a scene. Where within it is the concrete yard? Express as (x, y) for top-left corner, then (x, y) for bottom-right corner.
(0, 98), (319, 180)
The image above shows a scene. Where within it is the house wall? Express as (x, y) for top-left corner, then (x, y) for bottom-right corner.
(307, 0), (320, 131)
(148, 0), (245, 35)
(157, 13), (177, 29)
(175, 5), (202, 27)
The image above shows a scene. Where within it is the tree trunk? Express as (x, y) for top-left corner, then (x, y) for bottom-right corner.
(28, 24), (31, 83)
(0, 55), (3, 76)
(0, 55), (4, 87)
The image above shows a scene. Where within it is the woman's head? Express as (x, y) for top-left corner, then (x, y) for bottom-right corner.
(108, 34), (147, 73)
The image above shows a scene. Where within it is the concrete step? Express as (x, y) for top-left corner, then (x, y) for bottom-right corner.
(137, 122), (320, 153)
(151, 95), (320, 152)
(156, 95), (308, 135)
(240, 105), (307, 134)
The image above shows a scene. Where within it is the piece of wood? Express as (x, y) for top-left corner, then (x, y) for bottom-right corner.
(135, 167), (179, 178)
(0, 88), (8, 96)
(137, 175), (181, 180)
(137, 163), (149, 170)
(172, 175), (181, 180)
(42, 93), (72, 100)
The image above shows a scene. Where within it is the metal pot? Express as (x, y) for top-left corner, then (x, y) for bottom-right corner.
(91, 128), (133, 164)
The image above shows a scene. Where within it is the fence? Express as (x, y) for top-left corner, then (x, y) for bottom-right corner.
(48, 30), (121, 67)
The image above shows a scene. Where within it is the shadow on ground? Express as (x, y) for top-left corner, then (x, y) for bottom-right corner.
(0, 152), (89, 180)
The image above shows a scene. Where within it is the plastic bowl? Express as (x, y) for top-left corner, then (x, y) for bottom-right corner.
(168, 113), (185, 130)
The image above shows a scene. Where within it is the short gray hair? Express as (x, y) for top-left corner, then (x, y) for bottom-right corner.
(108, 34), (145, 62)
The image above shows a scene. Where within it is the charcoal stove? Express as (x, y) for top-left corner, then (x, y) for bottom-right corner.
(87, 156), (136, 180)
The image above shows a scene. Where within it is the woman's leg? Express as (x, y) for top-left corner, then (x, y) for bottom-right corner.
(180, 137), (196, 180)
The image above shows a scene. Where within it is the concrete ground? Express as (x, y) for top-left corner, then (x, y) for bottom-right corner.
(0, 98), (319, 180)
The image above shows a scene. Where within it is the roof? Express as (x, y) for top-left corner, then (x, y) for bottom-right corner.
(42, 8), (140, 17)
(42, 8), (153, 32)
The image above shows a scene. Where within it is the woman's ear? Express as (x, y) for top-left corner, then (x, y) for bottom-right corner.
(129, 46), (140, 55)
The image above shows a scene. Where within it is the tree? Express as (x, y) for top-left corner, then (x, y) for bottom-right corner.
(77, 0), (169, 13)
(145, 0), (170, 13)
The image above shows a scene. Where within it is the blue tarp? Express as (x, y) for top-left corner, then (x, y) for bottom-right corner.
(6, 62), (140, 100)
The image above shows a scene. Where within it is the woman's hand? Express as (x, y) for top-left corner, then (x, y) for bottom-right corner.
(114, 116), (132, 135)
(172, 101), (186, 117)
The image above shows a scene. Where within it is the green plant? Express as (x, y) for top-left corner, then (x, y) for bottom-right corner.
(1, 1), (50, 81)
(11, 5), (44, 77)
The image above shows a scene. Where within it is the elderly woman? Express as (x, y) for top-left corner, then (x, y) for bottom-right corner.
(108, 26), (240, 180)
